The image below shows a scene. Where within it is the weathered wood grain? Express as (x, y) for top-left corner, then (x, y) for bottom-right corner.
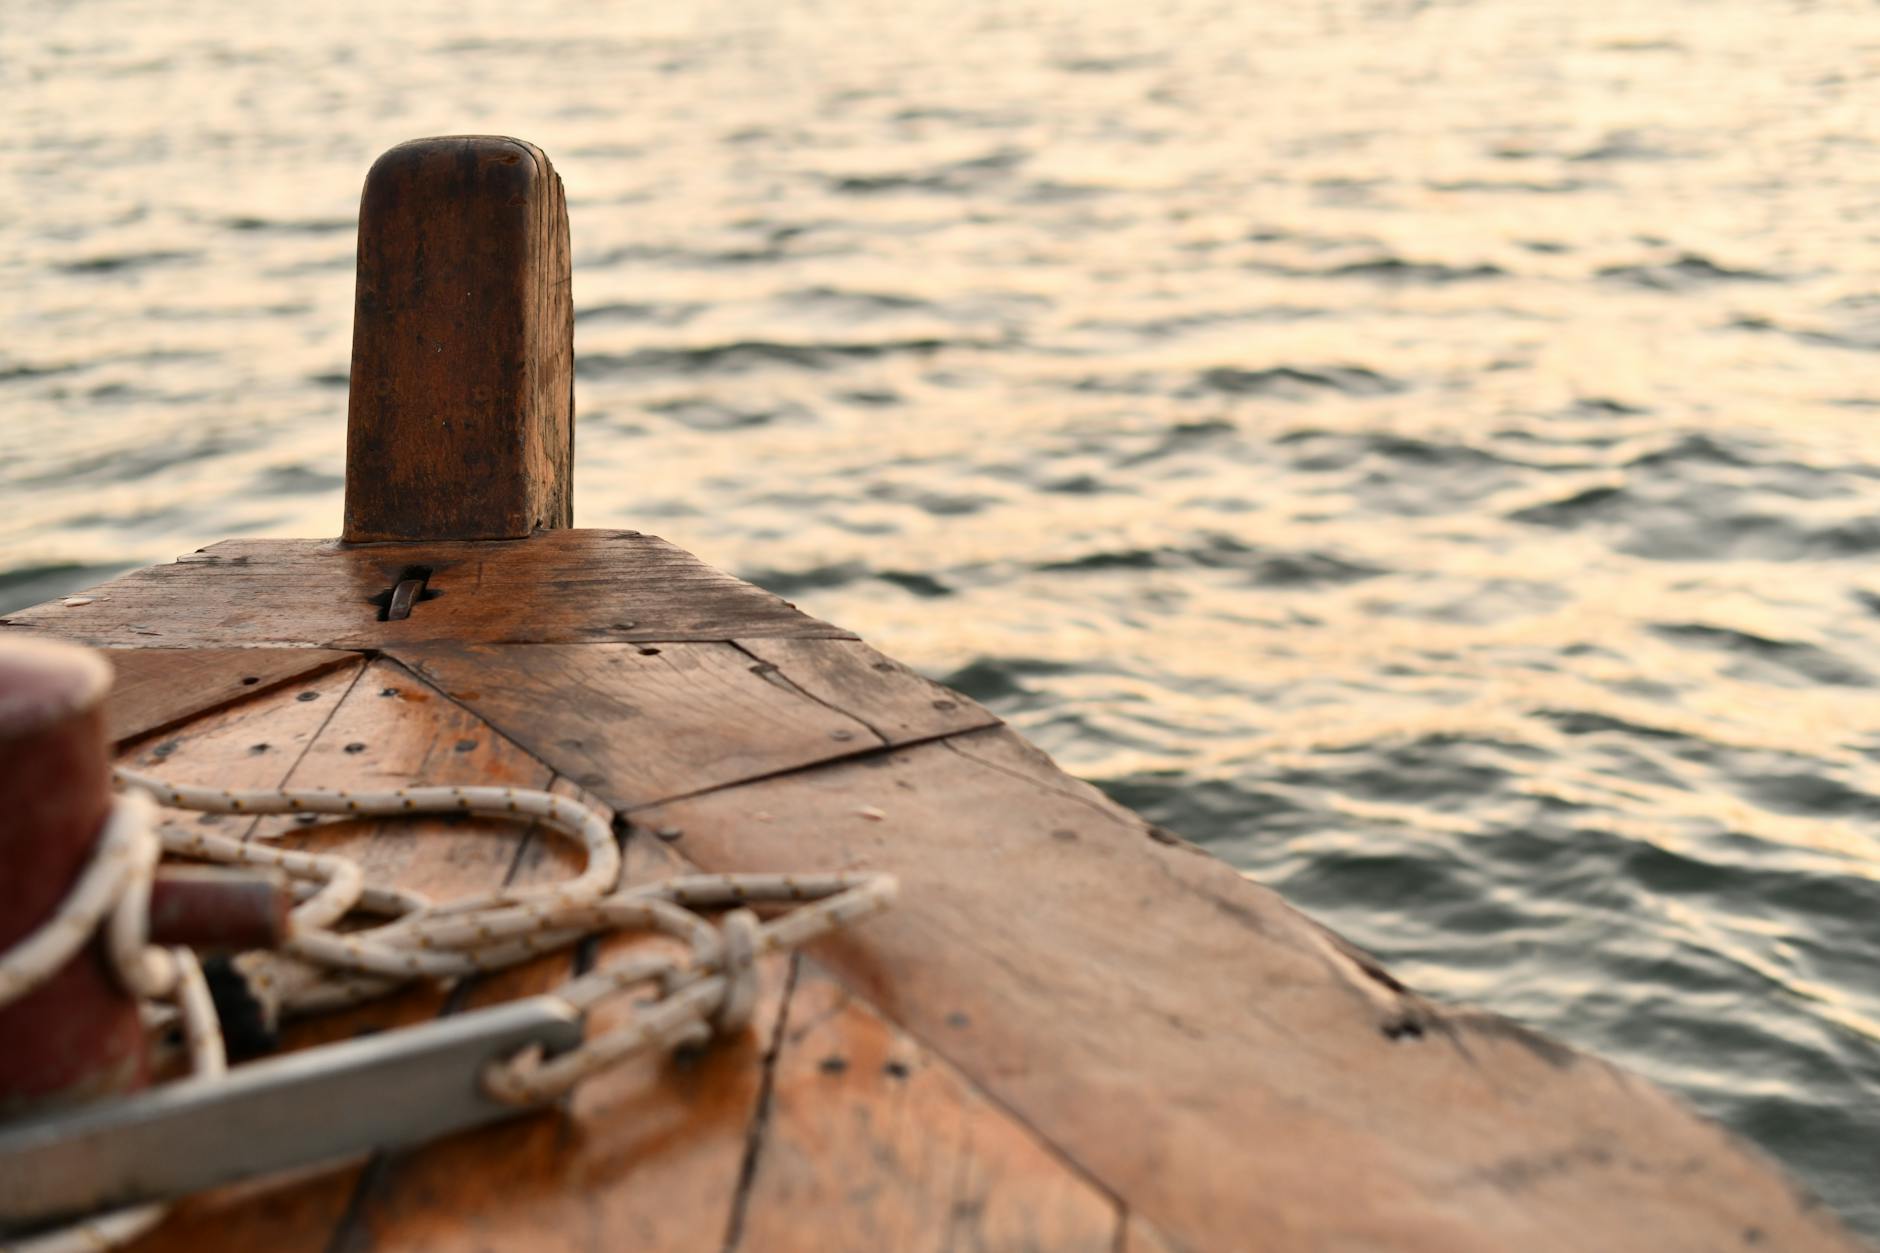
(115, 665), (368, 1252)
(38, 557), (1856, 1249)
(119, 670), (777, 1251)
(342, 832), (783, 1252)
(118, 658), (571, 1249)
(319, 774), (614, 1252)
(343, 136), (574, 543)
(0, 532), (846, 649)
(396, 638), (1000, 814)
(732, 963), (1118, 1253)
(394, 642), (883, 809)
(246, 657), (558, 898)
(1120, 1213), (1182, 1253)
(130, 1172), (355, 1253)
(629, 726), (1862, 1253)
(116, 662), (365, 802)
(102, 647), (358, 745)
(341, 965), (786, 1253)
(734, 638), (999, 743)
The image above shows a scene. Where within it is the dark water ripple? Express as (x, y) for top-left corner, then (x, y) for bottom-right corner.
(6, 0), (1880, 1235)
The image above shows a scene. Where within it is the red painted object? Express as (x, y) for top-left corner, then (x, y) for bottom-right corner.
(148, 867), (290, 952)
(0, 635), (145, 1116)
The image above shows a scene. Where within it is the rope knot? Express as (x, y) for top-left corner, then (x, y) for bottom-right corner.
(2, 769), (898, 1248)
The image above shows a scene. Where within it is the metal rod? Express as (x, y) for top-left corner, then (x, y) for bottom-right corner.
(0, 995), (583, 1233)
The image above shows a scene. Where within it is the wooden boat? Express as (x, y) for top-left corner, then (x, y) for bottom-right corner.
(0, 137), (1863, 1252)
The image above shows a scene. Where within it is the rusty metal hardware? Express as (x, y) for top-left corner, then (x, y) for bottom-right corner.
(387, 576), (425, 621)
(368, 566), (435, 622)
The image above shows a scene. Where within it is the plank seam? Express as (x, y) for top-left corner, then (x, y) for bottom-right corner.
(720, 952), (801, 1253)
(792, 955), (1135, 1232)
(380, 645), (997, 814)
(377, 653), (581, 799)
(627, 820), (1143, 1226)
(616, 725), (985, 813)
(939, 733), (1406, 1065)
(725, 640), (893, 746)
(937, 732), (1141, 831)
(110, 650), (364, 747)
(113, 660), (363, 804)
(237, 660), (369, 845)
(309, 658), (394, 1253)
(324, 1155), (390, 1253)
(326, 628), (862, 649)
(320, 660), (564, 1253)
(344, 665), (1149, 1224)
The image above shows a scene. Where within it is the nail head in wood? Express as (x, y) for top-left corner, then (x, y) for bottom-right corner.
(343, 136), (574, 544)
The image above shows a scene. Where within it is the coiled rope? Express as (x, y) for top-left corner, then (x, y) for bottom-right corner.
(0, 768), (896, 1252)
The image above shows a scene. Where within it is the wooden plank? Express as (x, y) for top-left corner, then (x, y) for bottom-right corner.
(113, 664), (367, 1252)
(129, 1172), (356, 1253)
(0, 531), (846, 649)
(734, 638), (999, 743)
(341, 831), (783, 1252)
(340, 1021), (781, 1252)
(119, 657), (564, 1248)
(343, 964), (787, 1253)
(732, 962), (1118, 1253)
(628, 727), (1863, 1253)
(121, 671), (777, 1251)
(343, 136), (573, 543)
(318, 773), (611, 1252)
(245, 656), (559, 900)
(102, 647), (358, 745)
(49, 539), (1854, 1248)
(395, 638), (997, 813)
(116, 661), (365, 801)
(394, 642), (883, 808)
(1120, 1213), (1181, 1253)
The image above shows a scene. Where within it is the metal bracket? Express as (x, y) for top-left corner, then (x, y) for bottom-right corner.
(387, 576), (424, 620)
(368, 565), (436, 622)
(0, 996), (582, 1234)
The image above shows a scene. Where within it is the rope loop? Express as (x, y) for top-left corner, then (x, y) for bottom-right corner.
(712, 908), (761, 1037)
(0, 768), (895, 1252)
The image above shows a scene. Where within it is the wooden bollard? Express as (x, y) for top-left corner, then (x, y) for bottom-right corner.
(0, 637), (144, 1115)
(342, 136), (574, 543)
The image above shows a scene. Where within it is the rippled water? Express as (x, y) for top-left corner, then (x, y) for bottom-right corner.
(6, 0), (1880, 1232)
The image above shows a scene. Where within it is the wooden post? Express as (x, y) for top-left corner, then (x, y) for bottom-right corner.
(0, 637), (145, 1115)
(342, 136), (574, 543)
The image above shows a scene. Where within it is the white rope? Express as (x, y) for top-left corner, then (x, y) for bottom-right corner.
(0, 769), (896, 1251)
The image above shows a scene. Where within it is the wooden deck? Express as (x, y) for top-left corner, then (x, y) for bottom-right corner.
(0, 135), (1864, 1251)
(3, 533), (1861, 1252)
